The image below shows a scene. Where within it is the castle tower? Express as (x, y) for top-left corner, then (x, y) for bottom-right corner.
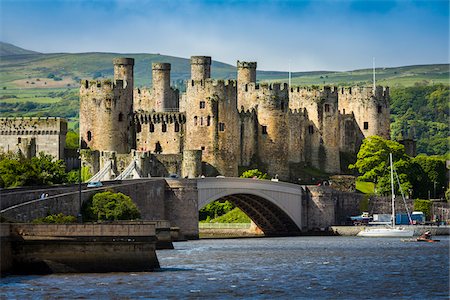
(185, 78), (239, 177)
(190, 56), (211, 81)
(80, 58), (135, 154)
(237, 61), (257, 84)
(338, 86), (390, 141)
(113, 58), (134, 89)
(255, 83), (290, 179)
(236, 61), (259, 111)
(152, 63), (172, 111)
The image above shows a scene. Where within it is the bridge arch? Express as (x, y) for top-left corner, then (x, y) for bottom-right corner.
(197, 178), (304, 236)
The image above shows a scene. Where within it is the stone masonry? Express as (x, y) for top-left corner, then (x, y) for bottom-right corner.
(79, 56), (390, 182)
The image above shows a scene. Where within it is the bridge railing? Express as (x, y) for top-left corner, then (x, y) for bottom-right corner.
(198, 223), (251, 229)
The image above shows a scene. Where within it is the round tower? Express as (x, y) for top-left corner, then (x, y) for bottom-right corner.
(152, 63), (171, 111)
(113, 57), (134, 88)
(181, 150), (202, 178)
(237, 61), (257, 84)
(80, 58), (135, 154)
(190, 56), (211, 81)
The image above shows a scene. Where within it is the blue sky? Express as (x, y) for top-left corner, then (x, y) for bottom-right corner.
(0, 0), (448, 71)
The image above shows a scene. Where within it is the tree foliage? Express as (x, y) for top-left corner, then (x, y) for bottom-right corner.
(350, 136), (448, 198)
(390, 84), (449, 155)
(32, 213), (77, 224)
(240, 169), (269, 179)
(65, 130), (79, 149)
(199, 200), (234, 221)
(209, 207), (251, 223)
(413, 199), (432, 219)
(0, 152), (67, 188)
(410, 155), (447, 198)
(349, 136), (412, 195)
(82, 191), (140, 221)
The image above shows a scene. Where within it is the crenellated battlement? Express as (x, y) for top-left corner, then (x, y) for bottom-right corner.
(288, 108), (307, 116)
(237, 61), (257, 69)
(188, 78), (237, 89)
(80, 79), (128, 91)
(190, 56), (212, 65)
(134, 112), (186, 124)
(0, 117), (67, 133)
(152, 62), (171, 71)
(238, 107), (257, 117)
(113, 58), (134, 66)
(338, 86), (389, 99)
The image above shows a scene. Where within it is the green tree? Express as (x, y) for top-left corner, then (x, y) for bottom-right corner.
(240, 169), (269, 179)
(199, 200), (234, 221)
(413, 199), (432, 219)
(65, 130), (79, 149)
(0, 152), (67, 188)
(82, 191), (140, 221)
(349, 136), (412, 195)
(410, 155), (447, 199)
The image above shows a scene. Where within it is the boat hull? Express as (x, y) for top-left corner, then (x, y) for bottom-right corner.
(357, 228), (414, 238)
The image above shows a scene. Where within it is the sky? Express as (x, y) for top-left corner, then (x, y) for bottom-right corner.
(0, 0), (449, 71)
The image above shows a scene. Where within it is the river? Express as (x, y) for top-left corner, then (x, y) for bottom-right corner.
(1, 236), (449, 299)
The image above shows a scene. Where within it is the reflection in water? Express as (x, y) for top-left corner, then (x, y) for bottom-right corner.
(1, 236), (449, 299)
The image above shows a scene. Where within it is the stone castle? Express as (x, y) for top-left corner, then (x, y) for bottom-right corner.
(79, 56), (390, 182)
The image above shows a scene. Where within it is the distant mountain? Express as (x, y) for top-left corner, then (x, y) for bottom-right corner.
(0, 42), (448, 88)
(0, 42), (41, 56)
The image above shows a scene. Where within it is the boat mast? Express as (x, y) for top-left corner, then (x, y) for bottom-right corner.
(390, 153), (395, 227)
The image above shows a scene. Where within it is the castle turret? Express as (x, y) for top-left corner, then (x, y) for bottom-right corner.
(237, 61), (257, 84)
(236, 61), (259, 111)
(80, 58), (135, 153)
(113, 58), (134, 89)
(190, 56), (211, 81)
(152, 63), (172, 111)
(255, 83), (291, 179)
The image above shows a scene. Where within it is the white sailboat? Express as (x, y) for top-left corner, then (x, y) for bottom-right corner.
(357, 153), (415, 238)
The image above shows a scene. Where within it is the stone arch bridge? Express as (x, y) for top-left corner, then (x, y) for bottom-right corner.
(1, 178), (361, 239)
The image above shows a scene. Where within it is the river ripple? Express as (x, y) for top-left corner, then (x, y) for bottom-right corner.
(1, 236), (449, 299)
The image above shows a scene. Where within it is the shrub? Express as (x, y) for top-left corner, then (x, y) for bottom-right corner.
(32, 213), (77, 224)
(82, 191), (140, 221)
(413, 199), (432, 219)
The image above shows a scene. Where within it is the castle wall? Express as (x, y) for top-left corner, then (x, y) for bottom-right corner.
(135, 112), (185, 154)
(185, 79), (239, 177)
(338, 86), (390, 140)
(239, 109), (258, 167)
(287, 110), (305, 164)
(289, 87), (340, 173)
(134, 63), (179, 112)
(0, 117), (67, 159)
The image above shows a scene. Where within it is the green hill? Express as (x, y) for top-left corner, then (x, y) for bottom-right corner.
(1, 42), (448, 88)
(0, 42), (41, 56)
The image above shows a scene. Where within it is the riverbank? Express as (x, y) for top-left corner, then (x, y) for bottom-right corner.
(198, 223), (450, 238)
(330, 225), (450, 236)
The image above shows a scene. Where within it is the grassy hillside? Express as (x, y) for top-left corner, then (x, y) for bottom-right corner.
(0, 42), (40, 56)
(1, 42), (448, 89)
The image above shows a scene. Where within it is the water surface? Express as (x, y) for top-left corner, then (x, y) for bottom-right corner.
(1, 236), (449, 299)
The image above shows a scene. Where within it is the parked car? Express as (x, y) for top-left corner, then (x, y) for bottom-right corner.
(168, 174), (179, 178)
(87, 181), (103, 188)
